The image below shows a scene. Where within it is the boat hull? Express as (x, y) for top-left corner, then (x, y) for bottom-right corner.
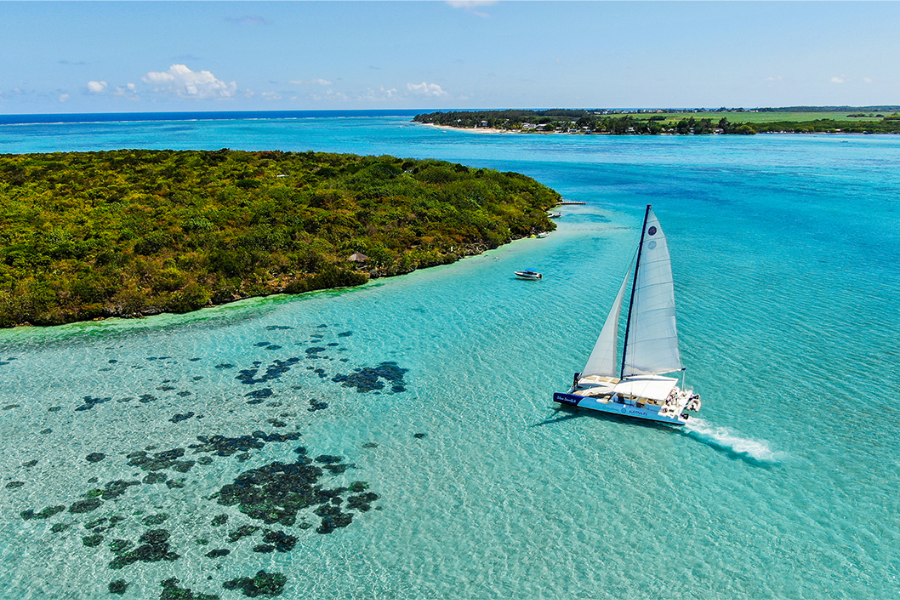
(553, 392), (687, 425)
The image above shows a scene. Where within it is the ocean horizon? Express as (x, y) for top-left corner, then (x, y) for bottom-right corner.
(0, 113), (898, 599)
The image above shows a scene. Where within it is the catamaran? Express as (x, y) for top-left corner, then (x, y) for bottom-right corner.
(553, 205), (701, 425)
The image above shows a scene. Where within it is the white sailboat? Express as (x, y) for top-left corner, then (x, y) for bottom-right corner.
(553, 205), (701, 425)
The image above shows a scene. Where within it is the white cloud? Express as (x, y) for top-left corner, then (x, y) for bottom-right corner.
(863, 77), (873, 84)
(764, 76), (782, 83)
(142, 64), (237, 99)
(59, 94), (70, 103)
(87, 80), (107, 93)
(262, 92), (282, 101)
(362, 86), (399, 102)
(407, 82), (448, 97)
(289, 78), (333, 86)
(830, 76), (847, 84)
(112, 83), (138, 99)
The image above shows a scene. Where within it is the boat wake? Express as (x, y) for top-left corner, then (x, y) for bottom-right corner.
(682, 418), (784, 465)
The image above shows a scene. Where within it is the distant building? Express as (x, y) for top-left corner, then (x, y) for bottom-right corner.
(348, 252), (369, 263)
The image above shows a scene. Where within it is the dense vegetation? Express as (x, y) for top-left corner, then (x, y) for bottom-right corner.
(414, 109), (900, 135)
(0, 149), (559, 327)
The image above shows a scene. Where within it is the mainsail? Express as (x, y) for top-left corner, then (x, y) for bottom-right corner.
(581, 274), (629, 378)
(621, 207), (683, 377)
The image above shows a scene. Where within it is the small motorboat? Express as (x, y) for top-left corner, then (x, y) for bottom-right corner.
(547, 211), (562, 218)
(515, 270), (542, 280)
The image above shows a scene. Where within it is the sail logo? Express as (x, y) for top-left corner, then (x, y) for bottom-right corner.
(647, 226), (657, 236)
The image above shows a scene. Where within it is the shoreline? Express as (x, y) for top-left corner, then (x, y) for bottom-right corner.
(0, 232), (548, 334)
(418, 121), (896, 136)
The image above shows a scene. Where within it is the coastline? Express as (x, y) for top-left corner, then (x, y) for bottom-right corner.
(420, 122), (510, 135)
(4, 234), (541, 330)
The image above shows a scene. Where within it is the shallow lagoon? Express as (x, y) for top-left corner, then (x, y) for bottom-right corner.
(1, 116), (899, 598)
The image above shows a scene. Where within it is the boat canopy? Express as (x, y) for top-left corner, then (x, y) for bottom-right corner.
(614, 376), (678, 402)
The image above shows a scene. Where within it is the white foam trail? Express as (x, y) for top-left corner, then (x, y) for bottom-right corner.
(683, 418), (784, 463)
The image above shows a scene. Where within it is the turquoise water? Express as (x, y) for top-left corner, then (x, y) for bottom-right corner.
(1, 116), (899, 599)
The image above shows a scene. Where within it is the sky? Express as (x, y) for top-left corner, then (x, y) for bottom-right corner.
(1, 1), (899, 115)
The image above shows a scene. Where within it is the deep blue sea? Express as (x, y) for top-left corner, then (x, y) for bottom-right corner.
(1, 112), (898, 599)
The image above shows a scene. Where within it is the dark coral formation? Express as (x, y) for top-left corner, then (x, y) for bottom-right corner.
(69, 498), (102, 514)
(170, 412), (195, 424)
(190, 435), (263, 457)
(109, 539), (133, 554)
(222, 571), (287, 598)
(236, 358), (300, 385)
(306, 399), (328, 412)
(226, 525), (259, 543)
(75, 395), (111, 411)
(262, 529), (297, 552)
(13, 423), (378, 592)
(21, 505), (63, 520)
(127, 448), (194, 473)
(346, 492), (379, 512)
(108, 579), (128, 595)
(245, 388), (273, 404)
(109, 528), (179, 569)
(216, 460), (324, 526)
(213, 447), (365, 534)
(160, 578), (220, 600)
(332, 361), (408, 393)
(143, 473), (168, 485)
(142, 513), (169, 526)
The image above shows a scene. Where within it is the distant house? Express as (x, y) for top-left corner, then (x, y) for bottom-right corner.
(348, 252), (369, 263)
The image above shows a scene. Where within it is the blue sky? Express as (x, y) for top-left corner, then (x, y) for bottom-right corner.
(1, 1), (898, 114)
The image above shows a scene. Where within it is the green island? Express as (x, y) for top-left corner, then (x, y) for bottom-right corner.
(0, 149), (559, 327)
(414, 106), (900, 135)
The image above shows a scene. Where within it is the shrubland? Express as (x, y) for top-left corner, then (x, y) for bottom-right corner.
(0, 149), (559, 326)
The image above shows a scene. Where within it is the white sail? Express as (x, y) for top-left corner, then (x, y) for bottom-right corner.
(581, 274), (629, 378)
(621, 207), (683, 377)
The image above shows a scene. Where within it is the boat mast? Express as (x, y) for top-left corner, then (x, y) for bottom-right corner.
(620, 204), (652, 379)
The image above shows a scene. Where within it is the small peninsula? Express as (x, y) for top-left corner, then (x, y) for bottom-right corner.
(0, 149), (559, 327)
(414, 107), (900, 135)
